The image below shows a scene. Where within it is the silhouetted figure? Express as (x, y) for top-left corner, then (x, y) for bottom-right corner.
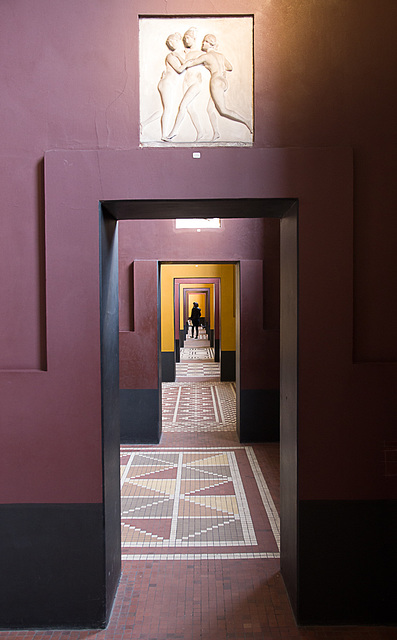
(190, 302), (201, 338)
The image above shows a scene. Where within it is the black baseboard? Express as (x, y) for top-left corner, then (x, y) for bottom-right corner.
(240, 389), (279, 442)
(221, 350), (235, 381)
(161, 351), (175, 382)
(0, 503), (111, 629)
(297, 500), (397, 625)
(120, 388), (161, 443)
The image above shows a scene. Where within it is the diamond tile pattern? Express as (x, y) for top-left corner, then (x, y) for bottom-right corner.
(122, 451), (249, 548)
(121, 447), (280, 560)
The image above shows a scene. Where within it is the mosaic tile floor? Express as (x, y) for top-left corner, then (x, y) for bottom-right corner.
(162, 382), (235, 431)
(120, 446), (279, 560)
(177, 345), (220, 381)
(175, 362), (220, 381)
(180, 346), (215, 361)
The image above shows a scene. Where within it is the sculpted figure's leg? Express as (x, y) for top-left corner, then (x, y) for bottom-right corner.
(207, 98), (220, 141)
(186, 102), (204, 141)
(140, 110), (161, 136)
(159, 82), (177, 140)
(210, 77), (252, 133)
(165, 83), (201, 141)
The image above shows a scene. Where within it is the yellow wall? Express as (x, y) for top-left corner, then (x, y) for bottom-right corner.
(161, 263), (236, 352)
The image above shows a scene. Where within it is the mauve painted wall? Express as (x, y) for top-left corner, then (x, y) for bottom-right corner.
(0, 0), (396, 505)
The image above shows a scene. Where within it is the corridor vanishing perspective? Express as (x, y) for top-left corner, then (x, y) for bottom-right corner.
(117, 349), (284, 637)
(121, 340), (280, 564)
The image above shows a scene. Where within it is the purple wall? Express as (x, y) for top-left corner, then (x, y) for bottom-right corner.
(0, 0), (396, 627)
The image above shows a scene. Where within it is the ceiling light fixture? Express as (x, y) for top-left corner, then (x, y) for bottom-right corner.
(175, 218), (221, 229)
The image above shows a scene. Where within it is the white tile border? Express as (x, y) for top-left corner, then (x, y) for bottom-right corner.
(214, 384), (226, 424)
(169, 452), (183, 544)
(122, 552), (280, 560)
(245, 446), (280, 551)
(172, 386), (183, 423)
(120, 451), (135, 487)
(227, 451), (257, 546)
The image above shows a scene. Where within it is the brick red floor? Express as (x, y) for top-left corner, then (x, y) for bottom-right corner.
(1, 377), (396, 639)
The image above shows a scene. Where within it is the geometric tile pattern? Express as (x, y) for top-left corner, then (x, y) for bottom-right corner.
(175, 361), (220, 381)
(180, 347), (215, 360)
(121, 446), (280, 560)
(162, 381), (235, 432)
(177, 347), (219, 380)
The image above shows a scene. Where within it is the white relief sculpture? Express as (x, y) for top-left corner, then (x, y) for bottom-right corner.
(139, 16), (253, 146)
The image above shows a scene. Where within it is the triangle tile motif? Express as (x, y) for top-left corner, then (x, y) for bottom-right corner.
(127, 479), (177, 495)
(129, 466), (179, 480)
(120, 449), (263, 550)
(183, 495), (239, 515)
(184, 453), (229, 466)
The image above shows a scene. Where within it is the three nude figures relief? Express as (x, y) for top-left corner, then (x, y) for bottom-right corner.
(141, 27), (253, 144)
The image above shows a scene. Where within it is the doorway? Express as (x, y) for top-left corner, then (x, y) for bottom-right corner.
(99, 197), (298, 610)
(160, 261), (239, 439)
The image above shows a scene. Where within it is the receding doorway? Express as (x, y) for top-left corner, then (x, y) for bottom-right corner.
(160, 261), (239, 439)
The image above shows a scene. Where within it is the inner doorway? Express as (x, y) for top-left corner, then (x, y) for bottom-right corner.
(160, 261), (239, 439)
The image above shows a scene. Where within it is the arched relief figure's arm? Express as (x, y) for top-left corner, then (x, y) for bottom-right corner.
(180, 53), (208, 72)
